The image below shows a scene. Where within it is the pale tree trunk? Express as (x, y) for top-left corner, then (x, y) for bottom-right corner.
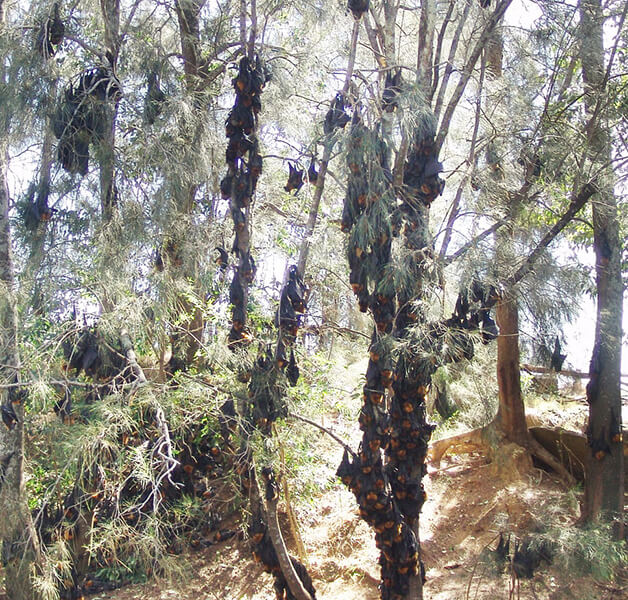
(166, 0), (209, 370)
(297, 19), (360, 274)
(24, 77), (58, 315)
(579, 0), (624, 538)
(0, 8), (40, 597)
(416, 0), (434, 91)
(486, 23), (530, 448)
(0, 142), (40, 600)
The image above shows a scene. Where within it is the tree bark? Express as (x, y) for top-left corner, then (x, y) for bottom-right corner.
(495, 294), (529, 446)
(579, 0), (624, 537)
(98, 0), (121, 220)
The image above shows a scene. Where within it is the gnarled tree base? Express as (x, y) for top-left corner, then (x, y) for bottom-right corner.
(428, 419), (577, 487)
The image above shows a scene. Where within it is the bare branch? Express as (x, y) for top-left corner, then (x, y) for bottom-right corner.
(444, 219), (507, 265)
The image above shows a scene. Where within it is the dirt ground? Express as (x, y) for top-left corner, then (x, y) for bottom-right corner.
(85, 417), (625, 600)
(5, 360), (622, 600)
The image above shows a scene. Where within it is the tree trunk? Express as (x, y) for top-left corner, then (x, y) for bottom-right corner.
(579, 0), (624, 537)
(0, 7), (41, 590)
(165, 0), (210, 370)
(495, 293), (529, 446)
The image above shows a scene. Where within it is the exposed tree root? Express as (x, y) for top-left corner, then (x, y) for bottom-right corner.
(525, 437), (577, 486)
(428, 421), (577, 486)
(429, 425), (494, 467)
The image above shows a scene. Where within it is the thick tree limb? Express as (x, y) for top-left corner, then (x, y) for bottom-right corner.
(247, 0), (257, 58)
(506, 182), (596, 287)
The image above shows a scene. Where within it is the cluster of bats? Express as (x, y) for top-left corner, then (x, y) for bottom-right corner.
(402, 133), (445, 213)
(35, 2), (64, 59)
(246, 345), (287, 433)
(243, 266), (307, 434)
(31, 391), (237, 599)
(336, 65), (509, 593)
(336, 85), (454, 599)
(274, 266), (306, 387)
(348, 0), (370, 20)
(143, 71), (166, 125)
(283, 160), (318, 194)
(1, 381), (26, 436)
(21, 182), (54, 231)
(338, 114), (432, 591)
(446, 280), (498, 344)
(222, 55), (270, 349)
(336, 442), (422, 600)
(491, 532), (555, 580)
(53, 67), (122, 176)
(343, 116), (396, 329)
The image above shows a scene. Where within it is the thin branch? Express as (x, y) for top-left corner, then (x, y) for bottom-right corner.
(288, 412), (356, 457)
(444, 219), (507, 265)
(63, 33), (104, 60)
(438, 48), (486, 261)
(430, 0), (456, 101)
(296, 19), (360, 275)
(433, 0), (472, 120)
(436, 0), (514, 151)
(119, 0), (142, 45)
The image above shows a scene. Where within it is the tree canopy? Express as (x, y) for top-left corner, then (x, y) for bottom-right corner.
(0, 0), (625, 598)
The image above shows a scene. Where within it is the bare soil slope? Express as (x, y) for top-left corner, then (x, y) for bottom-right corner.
(87, 443), (624, 600)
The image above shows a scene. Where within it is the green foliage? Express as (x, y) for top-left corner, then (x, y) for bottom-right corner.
(0, 0), (625, 597)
